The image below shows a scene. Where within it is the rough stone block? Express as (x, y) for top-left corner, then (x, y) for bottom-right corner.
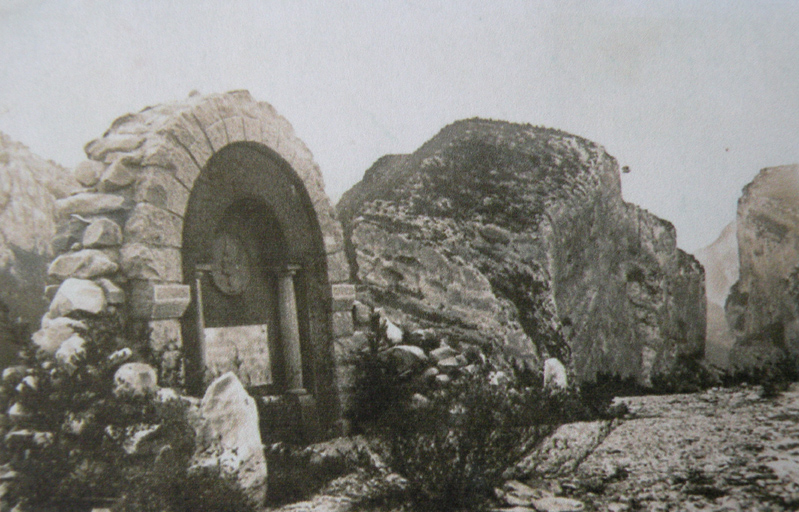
(85, 134), (146, 161)
(48, 249), (119, 280)
(99, 156), (137, 190)
(331, 310), (354, 338)
(134, 167), (189, 216)
(120, 243), (182, 281)
(52, 216), (92, 254)
(57, 193), (128, 218)
(331, 283), (356, 312)
(326, 251), (351, 284)
(149, 319), (183, 352)
(124, 203), (182, 248)
(130, 281), (191, 319)
(49, 278), (107, 317)
(83, 218), (123, 248)
(95, 278), (125, 304)
(73, 160), (106, 187)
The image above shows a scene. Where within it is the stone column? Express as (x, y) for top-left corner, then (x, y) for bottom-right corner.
(278, 266), (305, 394)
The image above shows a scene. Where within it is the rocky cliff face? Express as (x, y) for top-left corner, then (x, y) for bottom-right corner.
(337, 119), (705, 383)
(726, 165), (799, 369)
(0, 132), (77, 365)
(695, 221), (739, 367)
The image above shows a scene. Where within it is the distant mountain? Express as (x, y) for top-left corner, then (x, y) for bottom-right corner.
(338, 118), (706, 384)
(695, 221), (738, 367)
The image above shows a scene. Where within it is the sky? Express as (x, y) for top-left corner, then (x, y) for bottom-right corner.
(1, 1), (798, 253)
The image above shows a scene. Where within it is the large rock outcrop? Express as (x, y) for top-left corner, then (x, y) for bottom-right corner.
(695, 221), (739, 367)
(338, 119), (705, 384)
(0, 132), (77, 366)
(726, 165), (799, 368)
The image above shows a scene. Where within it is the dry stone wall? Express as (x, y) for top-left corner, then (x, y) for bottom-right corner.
(35, 91), (352, 420)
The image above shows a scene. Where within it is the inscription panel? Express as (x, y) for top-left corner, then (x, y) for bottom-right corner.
(203, 324), (271, 386)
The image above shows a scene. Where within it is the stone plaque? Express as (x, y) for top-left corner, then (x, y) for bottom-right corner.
(203, 324), (271, 387)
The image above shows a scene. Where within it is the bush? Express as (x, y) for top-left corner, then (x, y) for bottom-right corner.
(364, 361), (619, 512)
(0, 310), (256, 512)
(375, 369), (543, 512)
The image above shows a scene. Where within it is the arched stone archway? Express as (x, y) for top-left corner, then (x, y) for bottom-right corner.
(42, 91), (353, 439)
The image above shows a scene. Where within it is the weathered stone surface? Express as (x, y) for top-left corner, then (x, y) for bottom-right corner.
(99, 156), (137, 190)
(82, 217), (122, 248)
(338, 120), (705, 383)
(134, 167), (190, 216)
(120, 243), (182, 281)
(129, 281), (191, 319)
(56, 192), (127, 218)
(84, 134), (146, 161)
(124, 203), (182, 247)
(32, 317), (86, 354)
(543, 357), (569, 390)
(95, 277), (124, 304)
(695, 221), (739, 368)
(49, 278), (107, 317)
(47, 249), (118, 280)
(114, 362), (158, 397)
(196, 372), (267, 504)
(725, 165), (799, 370)
(73, 159), (105, 187)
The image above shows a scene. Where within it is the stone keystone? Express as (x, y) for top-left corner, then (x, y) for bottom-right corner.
(48, 249), (119, 280)
(49, 278), (107, 317)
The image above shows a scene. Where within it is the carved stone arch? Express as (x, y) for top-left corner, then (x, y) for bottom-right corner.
(45, 91), (353, 439)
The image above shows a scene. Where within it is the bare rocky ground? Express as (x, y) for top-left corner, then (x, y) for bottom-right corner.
(267, 384), (799, 512)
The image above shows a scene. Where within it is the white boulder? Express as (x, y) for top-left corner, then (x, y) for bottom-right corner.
(195, 372), (267, 505)
(113, 362), (158, 397)
(543, 357), (569, 390)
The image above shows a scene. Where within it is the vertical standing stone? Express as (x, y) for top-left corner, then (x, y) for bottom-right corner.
(278, 266), (304, 393)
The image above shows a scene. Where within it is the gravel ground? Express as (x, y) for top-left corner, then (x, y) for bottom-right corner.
(266, 384), (799, 512)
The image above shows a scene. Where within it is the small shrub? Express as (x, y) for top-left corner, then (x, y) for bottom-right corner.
(720, 353), (799, 398)
(376, 369), (543, 512)
(649, 354), (721, 395)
